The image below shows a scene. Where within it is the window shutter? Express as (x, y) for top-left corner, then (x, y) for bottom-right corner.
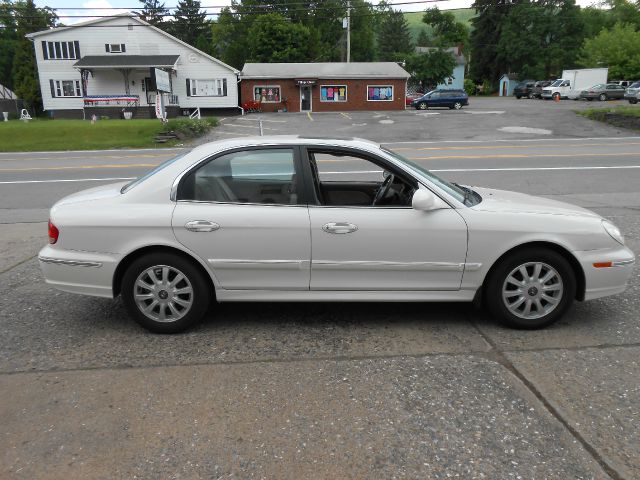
(74, 41), (80, 58)
(42, 41), (48, 60)
(186, 79), (191, 96)
(105, 44), (110, 52)
(222, 78), (227, 96)
(121, 44), (126, 52)
(49, 79), (55, 98)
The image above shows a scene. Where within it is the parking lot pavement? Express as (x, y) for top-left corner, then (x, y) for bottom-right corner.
(208, 97), (636, 143)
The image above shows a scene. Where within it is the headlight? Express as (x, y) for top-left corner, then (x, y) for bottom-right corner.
(602, 220), (625, 245)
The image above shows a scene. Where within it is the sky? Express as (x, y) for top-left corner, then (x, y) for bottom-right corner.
(35, 0), (602, 25)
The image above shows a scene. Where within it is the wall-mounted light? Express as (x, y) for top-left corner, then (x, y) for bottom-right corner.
(131, 80), (135, 85)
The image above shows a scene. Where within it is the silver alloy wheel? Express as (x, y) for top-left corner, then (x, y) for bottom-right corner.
(454, 102), (462, 109)
(134, 265), (194, 322)
(501, 262), (563, 320)
(418, 102), (427, 110)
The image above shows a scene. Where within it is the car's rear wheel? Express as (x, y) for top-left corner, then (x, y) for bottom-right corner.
(452, 102), (463, 110)
(629, 99), (638, 104)
(515, 95), (522, 99)
(485, 248), (576, 329)
(121, 253), (211, 333)
(417, 102), (428, 110)
(599, 93), (607, 101)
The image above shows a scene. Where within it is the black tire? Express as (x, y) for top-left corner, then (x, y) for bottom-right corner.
(417, 101), (428, 110)
(527, 92), (534, 99)
(599, 93), (607, 101)
(515, 95), (522, 99)
(484, 248), (576, 329)
(453, 102), (463, 110)
(552, 92), (561, 101)
(629, 99), (638, 104)
(121, 252), (211, 333)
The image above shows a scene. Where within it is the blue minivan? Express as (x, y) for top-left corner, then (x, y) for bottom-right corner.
(412, 89), (469, 110)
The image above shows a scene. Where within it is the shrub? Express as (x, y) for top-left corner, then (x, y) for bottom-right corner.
(164, 117), (219, 138)
(464, 78), (475, 96)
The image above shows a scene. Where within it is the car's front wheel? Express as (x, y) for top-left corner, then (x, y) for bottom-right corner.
(527, 92), (534, 99)
(416, 102), (428, 110)
(629, 99), (638, 104)
(485, 248), (576, 329)
(599, 93), (607, 101)
(121, 252), (211, 333)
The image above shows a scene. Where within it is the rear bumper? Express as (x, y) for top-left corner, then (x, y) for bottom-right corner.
(575, 246), (636, 301)
(39, 245), (119, 298)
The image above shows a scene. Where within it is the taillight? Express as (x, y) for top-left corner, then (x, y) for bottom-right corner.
(48, 220), (59, 244)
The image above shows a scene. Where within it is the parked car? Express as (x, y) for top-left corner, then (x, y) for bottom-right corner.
(513, 80), (536, 99)
(39, 136), (635, 333)
(624, 81), (640, 104)
(579, 83), (626, 101)
(531, 80), (554, 99)
(406, 92), (424, 107)
(610, 80), (634, 88)
(412, 89), (469, 110)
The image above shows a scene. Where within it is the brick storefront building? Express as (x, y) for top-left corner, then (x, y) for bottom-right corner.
(240, 63), (410, 113)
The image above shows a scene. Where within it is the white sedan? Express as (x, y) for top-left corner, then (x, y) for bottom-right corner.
(39, 136), (635, 333)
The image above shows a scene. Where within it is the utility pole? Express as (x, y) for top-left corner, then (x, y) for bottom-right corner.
(346, 0), (351, 63)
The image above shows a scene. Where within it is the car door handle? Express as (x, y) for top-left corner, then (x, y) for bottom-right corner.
(185, 220), (220, 232)
(322, 222), (358, 234)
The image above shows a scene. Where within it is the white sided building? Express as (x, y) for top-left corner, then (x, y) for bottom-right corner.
(26, 13), (239, 119)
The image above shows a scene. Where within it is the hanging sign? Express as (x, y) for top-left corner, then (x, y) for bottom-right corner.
(155, 93), (163, 119)
(150, 68), (171, 92)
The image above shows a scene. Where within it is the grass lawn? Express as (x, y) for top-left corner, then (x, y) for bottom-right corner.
(0, 118), (174, 152)
(577, 105), (640, 130)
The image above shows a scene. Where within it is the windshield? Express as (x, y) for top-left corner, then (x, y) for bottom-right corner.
(381, 147), (479, 206)
(121, 150), (189, 193)
(590, 84), (605, 89)
(550, 80), (563, 87)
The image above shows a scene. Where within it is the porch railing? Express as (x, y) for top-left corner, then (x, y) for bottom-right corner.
(83, 95), (140, 107)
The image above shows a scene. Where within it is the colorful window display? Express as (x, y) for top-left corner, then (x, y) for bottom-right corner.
(254, 86), (281, 103)
(320, 85), (347, 102)
(367, 85), (394, 101)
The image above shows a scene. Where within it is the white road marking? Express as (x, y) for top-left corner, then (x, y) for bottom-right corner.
(379, 119), (394, 124)
(2, 164), (639, 185)
(499, 126), (552, 135)
(466, 111), (505, 114)
(416, 112), (440, 115)
(235, 117), (287, 123)
(384, 136), (640, 145)
(212, 131), (252, 136)
(221, 123), (279, 130)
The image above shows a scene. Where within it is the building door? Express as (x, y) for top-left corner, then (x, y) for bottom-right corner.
(143, 77), (154, 104)
(300, 86), (312, 111)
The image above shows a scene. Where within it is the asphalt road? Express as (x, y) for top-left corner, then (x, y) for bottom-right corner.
(1, 101), (640, 479)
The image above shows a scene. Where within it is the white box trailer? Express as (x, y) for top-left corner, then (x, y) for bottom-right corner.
(541, 68), (608, 100)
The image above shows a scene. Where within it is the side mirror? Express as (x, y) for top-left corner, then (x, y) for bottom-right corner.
(412, 189), (442, 211)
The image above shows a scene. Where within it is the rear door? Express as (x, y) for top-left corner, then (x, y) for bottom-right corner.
(172, 146), (311, 291)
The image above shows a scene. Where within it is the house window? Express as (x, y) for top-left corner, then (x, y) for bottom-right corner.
(105, 44), (126, 53)
(44, 41), (78, 60)
(254, 86), (281, 103)
(320, 85), (347, 102)
(188, 79), (227, 97)
(54, 80), (82, 97)
(447, 77), (453, 85)
(367, 85), (394, 101)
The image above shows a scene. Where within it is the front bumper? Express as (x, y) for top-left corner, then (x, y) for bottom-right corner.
(575, 245), (636, 301)
(39, 245), (120, 298)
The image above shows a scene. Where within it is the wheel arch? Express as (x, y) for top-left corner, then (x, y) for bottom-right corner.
(113, 245), (217, 298)
(480, 241), (586, 302)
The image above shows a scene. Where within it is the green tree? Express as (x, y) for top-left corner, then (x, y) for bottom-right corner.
(377, 8), (413, 61)
(578, 22), (640, 79)
(137, 0), (169, 26)
(350, 0), (376, 61)
(416, 28), (429, 47)
(11, 0), (57, 112)
(404, 50), (456, 90)
(169, 0), (207, 46)
(247, 13), (311, 62)
(211, 7), (247, 69)
(0, 0), (18, 90)
(423, 7), (469, 47)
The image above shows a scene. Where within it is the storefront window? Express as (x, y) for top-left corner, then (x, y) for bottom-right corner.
(320, 85), (347, 102)
(254, 86), (281, 103)
(367, 85), (394, 101)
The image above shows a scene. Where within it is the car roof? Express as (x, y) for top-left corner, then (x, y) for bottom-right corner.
(187, 135), (382, 156)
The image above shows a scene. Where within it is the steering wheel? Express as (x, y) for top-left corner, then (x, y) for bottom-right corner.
(372, 173), (394, 206)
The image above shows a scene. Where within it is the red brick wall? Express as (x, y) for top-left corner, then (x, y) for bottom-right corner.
(241, 78), (407, 113)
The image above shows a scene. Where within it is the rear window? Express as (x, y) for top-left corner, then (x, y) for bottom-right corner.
(121, 150), (189, 193)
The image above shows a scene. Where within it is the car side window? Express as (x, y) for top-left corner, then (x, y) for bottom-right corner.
(308, 150), (416, 208)
(429, 92), (439, 99)
(178, 148), (299, 205)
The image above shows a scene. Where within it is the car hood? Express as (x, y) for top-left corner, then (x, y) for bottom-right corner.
(54, 181), (128, 207)
(469, 187), (601, 218)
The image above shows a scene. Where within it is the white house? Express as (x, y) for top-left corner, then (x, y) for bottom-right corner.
(414, 46), (466, 91)
(26, 13), (239, 119)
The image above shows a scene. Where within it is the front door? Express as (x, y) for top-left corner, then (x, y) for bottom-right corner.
(300, 86), (312, 111)
(172, 147), (311, 291)
(304, 148), (468, 291)
(143, 77), (154, 104)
